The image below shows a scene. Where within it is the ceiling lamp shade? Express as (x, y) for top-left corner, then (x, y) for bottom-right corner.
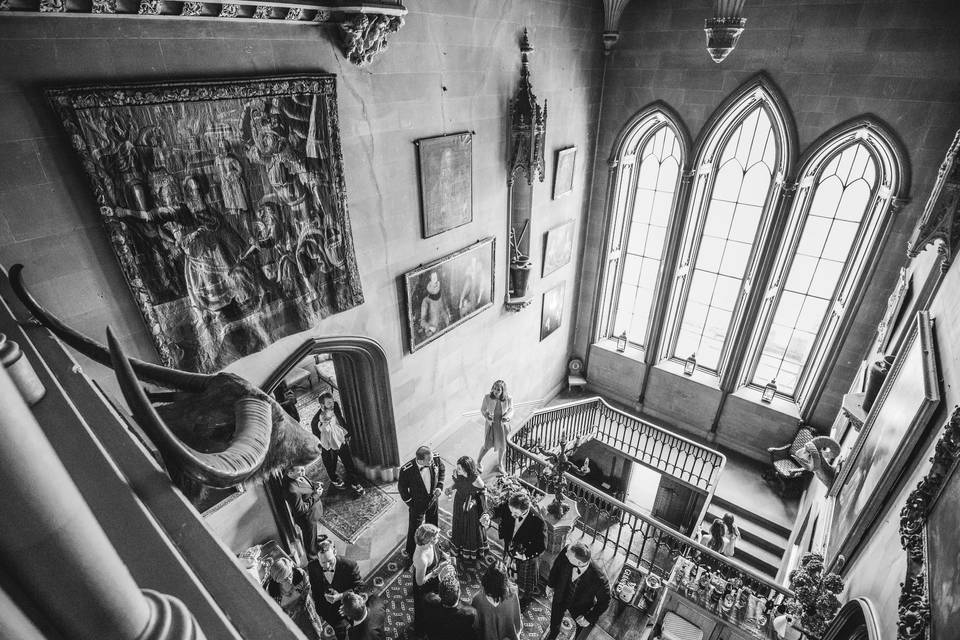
(705, 0), (747, 63)
(601, 0), (633, 54)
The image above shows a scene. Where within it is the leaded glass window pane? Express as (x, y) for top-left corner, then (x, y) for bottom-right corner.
(674, 106), (776, 370)
(753, 143), (877, 394)
(612, 126), (681, 346)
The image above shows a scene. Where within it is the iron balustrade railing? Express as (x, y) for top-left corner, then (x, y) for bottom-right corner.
(504, 441), (795, 640)
(512, 396), (725, 493)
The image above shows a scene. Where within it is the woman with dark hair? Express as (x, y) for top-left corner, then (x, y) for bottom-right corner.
(477, 380), (514, 474)
(471, 565), (523, 640)
(446, 455), (489, 569)
(265, 557), (324, 639)
(696, 518), (727, 553)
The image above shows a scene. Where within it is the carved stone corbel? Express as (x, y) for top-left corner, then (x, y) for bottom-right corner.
(339, 13), (404, 67)
(907, 129), (960, 271)
(601, 0), (633, 55)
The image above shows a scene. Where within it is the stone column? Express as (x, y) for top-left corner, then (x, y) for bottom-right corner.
(0, 365), (205, 640)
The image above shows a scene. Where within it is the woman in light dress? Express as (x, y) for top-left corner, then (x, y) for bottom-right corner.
(722, 513), (741, 558)
(477, 380), (514, 474)
(265, 557), (324, 639)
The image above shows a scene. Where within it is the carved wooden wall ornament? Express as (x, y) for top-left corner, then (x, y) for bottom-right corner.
(908, 129), (960, 271)
(0, 1), (406, 66)
(898, 405), (960, 640)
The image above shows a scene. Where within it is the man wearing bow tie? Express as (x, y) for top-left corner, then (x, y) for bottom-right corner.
(397, 445), (446, 558)
(307, 538), (364, 640)
(544, 542), (610, 640)
(487, 491), (546, 606)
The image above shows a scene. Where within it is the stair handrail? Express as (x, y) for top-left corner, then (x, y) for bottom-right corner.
(506, 439), (794, 600)
(514, 395), (726, 493)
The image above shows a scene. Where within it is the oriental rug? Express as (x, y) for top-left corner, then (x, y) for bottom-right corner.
(305, 459), (394, 544)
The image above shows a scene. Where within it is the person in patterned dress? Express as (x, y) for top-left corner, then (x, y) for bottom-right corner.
(446, 456), (489, 570)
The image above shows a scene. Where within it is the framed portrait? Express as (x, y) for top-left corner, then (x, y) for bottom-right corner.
(542, 220), (575, 277)
(828, 311), (940, 566)
(540, 281), (566, 341)
(46, 74), (363, 372)
(898, 406), (960, 640)
(416, 132), (473, 238)
(402, 237), (494, 353)
(552, 146), (576, 199)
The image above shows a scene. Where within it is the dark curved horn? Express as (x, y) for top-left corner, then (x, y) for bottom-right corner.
(9, 264), (211, 392)
(107, 328), (271, 489)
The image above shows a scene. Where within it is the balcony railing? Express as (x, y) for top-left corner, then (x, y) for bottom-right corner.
(513, 396), (725, 493)
(505, 415), (794, 640)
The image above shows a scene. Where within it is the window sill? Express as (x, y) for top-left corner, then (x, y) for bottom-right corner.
(652, 358), (722, 391)
(730, 385), (801, 419)
(592, 338), (646, 365)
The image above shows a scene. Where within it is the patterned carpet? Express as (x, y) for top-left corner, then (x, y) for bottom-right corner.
(303, 458), (394, 543)
(361, 510), (558, 640)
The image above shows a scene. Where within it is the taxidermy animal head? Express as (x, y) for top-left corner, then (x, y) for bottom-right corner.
(9, 265), (321, 498)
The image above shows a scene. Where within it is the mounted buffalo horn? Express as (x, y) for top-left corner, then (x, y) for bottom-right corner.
(9, 264), (212, 392)
(107, 329), (272, 489)
(11, 264), (322, 495)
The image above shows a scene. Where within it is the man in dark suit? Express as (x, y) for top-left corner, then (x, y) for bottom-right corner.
(307, 538), (364, 640)
(545, 542), (611, 640)
(340, 591), (386, 640)
(422, 565), (478, 640)
(397, 445), (445, 557)
(485, 491), (547, 605)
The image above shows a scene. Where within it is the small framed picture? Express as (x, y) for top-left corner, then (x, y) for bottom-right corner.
(553, 146), (577, 199)
(542, 220), (575, 277)
(416, 132), (474, 238)
(540, 281), (566, 341)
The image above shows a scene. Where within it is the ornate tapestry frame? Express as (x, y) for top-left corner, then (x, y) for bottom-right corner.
(898, 405), (960, 640)
(46, 74), (364, 371)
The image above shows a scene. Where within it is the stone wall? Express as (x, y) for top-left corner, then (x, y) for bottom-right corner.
(0, 0), (604, 458)
(574, 0), (960, 453)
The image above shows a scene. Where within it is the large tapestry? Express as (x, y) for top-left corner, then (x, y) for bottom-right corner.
(47, 75), (363, 372)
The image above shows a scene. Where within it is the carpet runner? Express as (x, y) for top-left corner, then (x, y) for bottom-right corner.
(361, 510), (557, 639)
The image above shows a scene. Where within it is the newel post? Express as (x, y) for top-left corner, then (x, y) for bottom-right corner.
(0, 365), (205, 640)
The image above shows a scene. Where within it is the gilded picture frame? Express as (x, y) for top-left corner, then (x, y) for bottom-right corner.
(402, 238), (495, 353)
(828, 311), (940, 567)
(416, 131), (474, 238)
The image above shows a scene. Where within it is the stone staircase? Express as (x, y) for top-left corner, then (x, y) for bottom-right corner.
(702, 495), (790, 580)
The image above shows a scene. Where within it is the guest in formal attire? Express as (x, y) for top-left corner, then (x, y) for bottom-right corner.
(410, 523), (449, 635)
(398, 445), (446, 557)
(446, 455), (489, 570)
(275, 381), (301, 422)
(477, 380), (514, 474)
(310, 391), (365, 495)
(471, 565), (522, 640)
(722, 513), (741, 558)
(487, 491), (546, 606)
(340, 591), (387, 640)
(285, 465), (324, 558)
(265, 557), (325, 640)
(545, 542), (611, 640)
(422, 564), (478, 640)
(306, 538), (363, 640)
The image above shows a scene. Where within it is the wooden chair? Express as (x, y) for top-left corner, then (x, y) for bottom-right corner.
(567, 356), (587, 392)
(763, 425), (816, 497)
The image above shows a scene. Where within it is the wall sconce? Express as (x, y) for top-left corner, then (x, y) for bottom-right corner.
(761, 379), (778, 403)
(683, 353), (697, 376)
(705, 0), (746, 63)
(616, 332), (628, 352)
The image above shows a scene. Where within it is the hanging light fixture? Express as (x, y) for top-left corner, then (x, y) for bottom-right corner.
(684, 353), (697, 376)
(761, 379), (778, 403)
(704, 0), (747, 63)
